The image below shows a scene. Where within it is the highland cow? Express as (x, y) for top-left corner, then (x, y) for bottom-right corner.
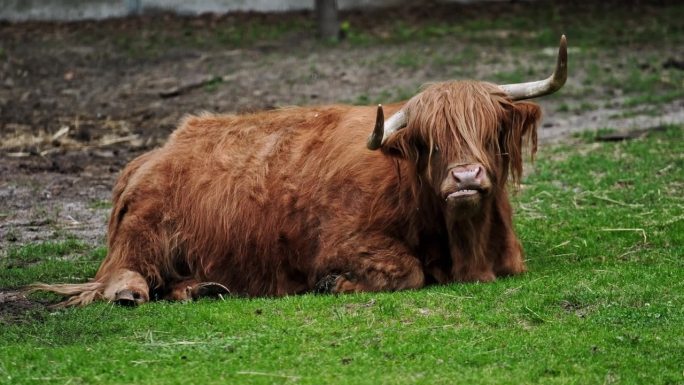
(32, 36), (568, 307)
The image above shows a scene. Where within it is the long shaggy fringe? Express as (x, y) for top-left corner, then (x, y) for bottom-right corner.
(385, 80), (540, 186)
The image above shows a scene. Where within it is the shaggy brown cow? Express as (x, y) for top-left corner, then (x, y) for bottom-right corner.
(32, 36), (568, 307)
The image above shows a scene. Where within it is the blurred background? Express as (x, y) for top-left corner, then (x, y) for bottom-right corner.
(0, 0), (682, 246)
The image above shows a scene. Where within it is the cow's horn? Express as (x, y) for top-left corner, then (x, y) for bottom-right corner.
(499, 34), (568, 100)
(367, 105), (385, 150)
(367, 105), (407, 150)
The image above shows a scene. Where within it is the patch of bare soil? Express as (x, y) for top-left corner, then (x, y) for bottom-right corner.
(0, 290), (49, 324)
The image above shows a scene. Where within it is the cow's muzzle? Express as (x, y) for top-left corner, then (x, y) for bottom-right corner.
(443, 163), (491, 203)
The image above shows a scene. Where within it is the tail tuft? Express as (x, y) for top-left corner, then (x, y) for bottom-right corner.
(26, 282), (104, 308)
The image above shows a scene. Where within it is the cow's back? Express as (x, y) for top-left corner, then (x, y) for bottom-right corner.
(115, 106), (401, 296)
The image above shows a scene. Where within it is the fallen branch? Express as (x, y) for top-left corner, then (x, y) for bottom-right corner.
(595, 125), (668, 142)
(99, 134), (140, 147)
(159, 74), (236, 98)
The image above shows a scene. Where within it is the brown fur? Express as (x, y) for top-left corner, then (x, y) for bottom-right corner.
(30, 80), (541, 306)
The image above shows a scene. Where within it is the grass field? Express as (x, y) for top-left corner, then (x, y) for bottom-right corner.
(1, 126), (682, 384)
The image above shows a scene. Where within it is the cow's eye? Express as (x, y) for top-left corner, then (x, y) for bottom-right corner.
(433, 145), (440, 153)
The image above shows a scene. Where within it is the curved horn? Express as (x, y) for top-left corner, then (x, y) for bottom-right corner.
(367, 105), (408, 150)
(499, 34), (568, 100)
(367, 105), (385, 150)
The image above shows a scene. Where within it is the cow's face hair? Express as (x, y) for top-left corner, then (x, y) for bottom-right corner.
(381, 81), (541, 220)
(368, 35), (566, 220)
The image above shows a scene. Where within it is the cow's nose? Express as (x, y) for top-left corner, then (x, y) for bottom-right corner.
(452, 164), (484, 186)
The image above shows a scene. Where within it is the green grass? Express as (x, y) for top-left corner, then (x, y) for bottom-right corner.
(572, 127), (616, 142)
(16, 3), (682, 112)
(556, 101), (598, 114)
(347, 86), (418, 106)
(78, 16), (312, 59)
(0, 240), (104, 289)
(342, 3), (684, 109)
(394, 52), (424, 69)
(624, 90), (684, 108)
(60, 2), (684, 58)
(492, 66), (540, 86)
(344, 2), (684, 48)
(88, 200), (112, 210)
(1, 127), (682, 384)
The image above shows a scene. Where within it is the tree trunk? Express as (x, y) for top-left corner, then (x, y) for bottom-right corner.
(125, 0), (142, 16)
(315, 0), (339, 41)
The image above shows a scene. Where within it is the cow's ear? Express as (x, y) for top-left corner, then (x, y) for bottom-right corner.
(503, 101), (541, 183)
(380, 129), (416, 159)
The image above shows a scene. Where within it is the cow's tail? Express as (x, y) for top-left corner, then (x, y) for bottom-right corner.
(25, 282), (104, 308)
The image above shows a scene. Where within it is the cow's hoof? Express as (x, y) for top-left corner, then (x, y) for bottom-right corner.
(114, 289), (143, 307)
(332, 275), (361, 293)
(314, 274), (341, 293)
(190, 282), (230, 300)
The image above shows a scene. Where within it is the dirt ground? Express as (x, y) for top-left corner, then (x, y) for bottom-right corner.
(1, 1), (683, 254)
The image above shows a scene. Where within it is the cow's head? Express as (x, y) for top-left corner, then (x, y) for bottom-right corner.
(368, 36), (567, 220)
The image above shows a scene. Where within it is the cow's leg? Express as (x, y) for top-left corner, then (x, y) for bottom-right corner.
(94, 192), (170, 306)
(494, 234), (526, 277)
(452, 235), (522, 282)
(163, 279), (230, 301)
(491, 195), (526, 277)
(30, 153), (169, 307)
(447, 213), (497, 283)
(314, 236), (425, 294)
(450, 252), (496, 282)
(447, 195), (527, 282)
